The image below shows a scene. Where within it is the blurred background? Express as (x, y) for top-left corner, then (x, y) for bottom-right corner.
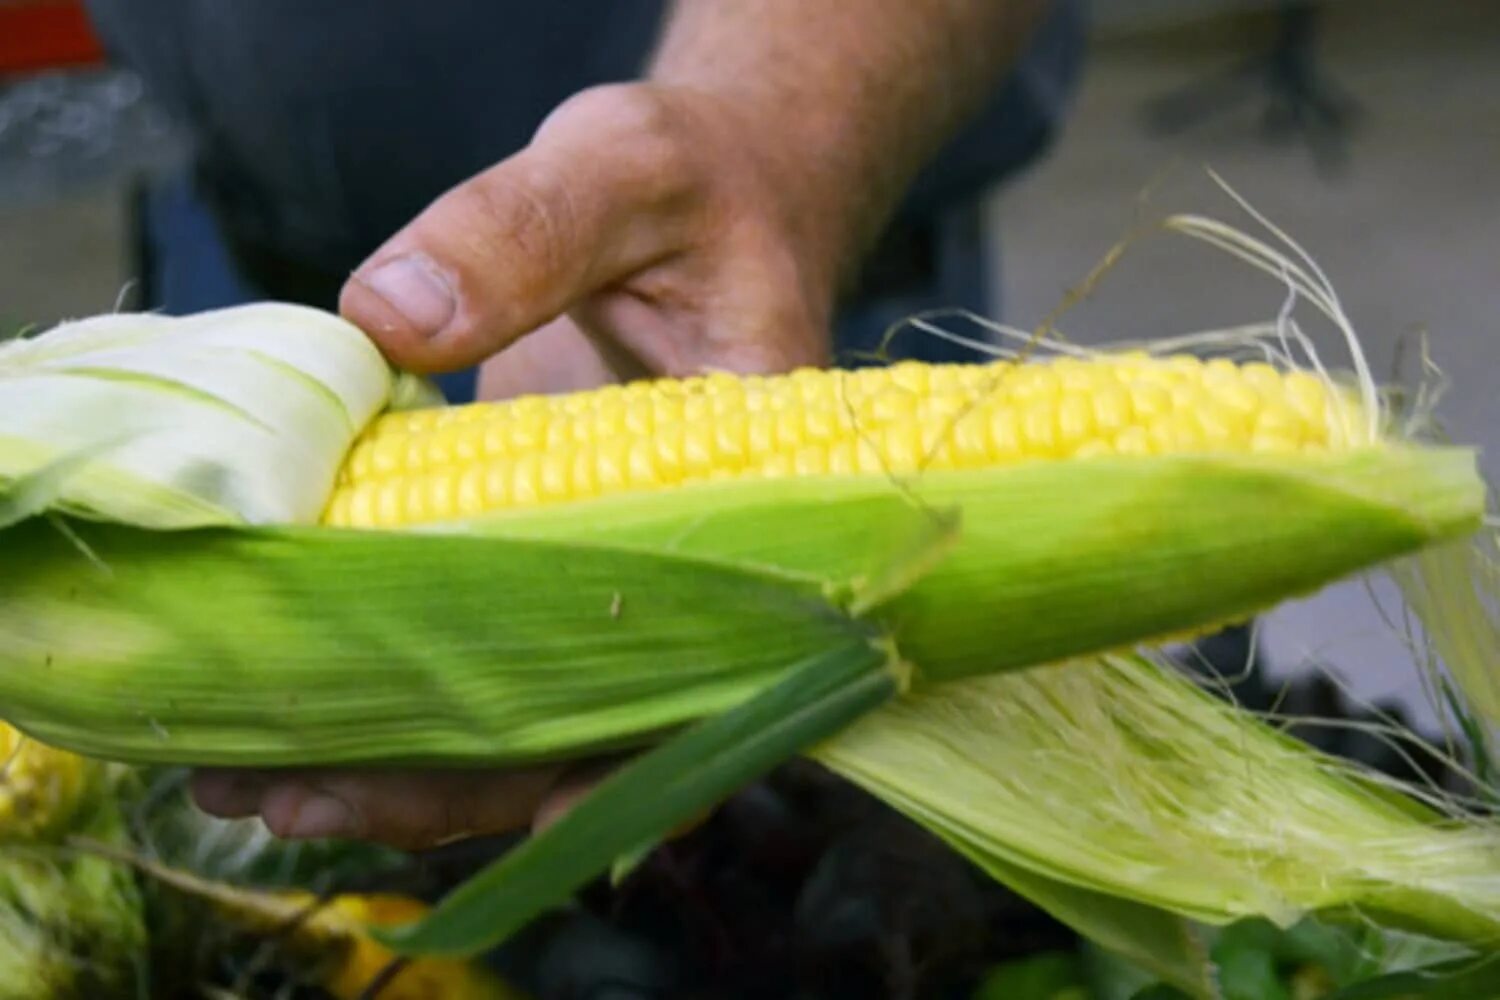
(2, 0), (1496, 724)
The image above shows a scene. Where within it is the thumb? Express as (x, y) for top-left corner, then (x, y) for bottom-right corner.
(340, 87), (697, 373)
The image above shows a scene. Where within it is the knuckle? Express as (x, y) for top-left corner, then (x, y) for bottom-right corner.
(559, 83), (678, 144)
(555, 84), (696, 189)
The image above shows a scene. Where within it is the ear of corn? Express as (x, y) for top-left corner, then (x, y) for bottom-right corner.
(2, 722), (101, 842)
(0, 290), (1494, 967)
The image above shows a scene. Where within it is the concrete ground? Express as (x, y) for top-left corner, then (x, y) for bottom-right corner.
(2, 0), (1495, 726)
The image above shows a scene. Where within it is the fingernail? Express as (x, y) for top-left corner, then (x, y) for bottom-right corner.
(283, 793), (356, 840)
(358, 254), (456, 337)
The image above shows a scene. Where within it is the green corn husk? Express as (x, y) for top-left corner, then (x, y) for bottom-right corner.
(815, 653), (1500, 951)
(0, 446), (1480, 767)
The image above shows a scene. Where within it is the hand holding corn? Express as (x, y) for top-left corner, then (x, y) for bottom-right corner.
(196, 1), (1047, 848)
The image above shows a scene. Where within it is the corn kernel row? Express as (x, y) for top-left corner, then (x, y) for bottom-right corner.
(323, 354), (1365, 528)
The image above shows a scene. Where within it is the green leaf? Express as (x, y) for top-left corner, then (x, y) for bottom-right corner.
(975, 951), (1090, 1000)
(1211, 921), (1291, 1000)
(0, 519), (872, 767)
(373, 638), (896, 957)
(1320, 954), (1500, 1000)
(936, 834), (1218, 998)
(1130, 986), (1196, 1000)
(469, 448), (1484, 684)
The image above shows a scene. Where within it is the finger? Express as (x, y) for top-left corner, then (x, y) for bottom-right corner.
(530, 757), (624, 833)
(474, 316), (624, 402)
(248, 767), (564, 850)
(340, 85), (702, 373)
(190, 768), (270, 818)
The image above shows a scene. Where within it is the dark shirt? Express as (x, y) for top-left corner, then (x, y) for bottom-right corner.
(85, 1), (1085, 288)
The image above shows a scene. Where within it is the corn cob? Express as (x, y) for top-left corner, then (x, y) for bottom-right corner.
(325, 353), (1362, 528)
(1, 722), (98, 842)
(0, 725), (146, 1000)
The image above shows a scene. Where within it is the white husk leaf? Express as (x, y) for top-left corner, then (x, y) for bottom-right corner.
(0, 303), (396, 527)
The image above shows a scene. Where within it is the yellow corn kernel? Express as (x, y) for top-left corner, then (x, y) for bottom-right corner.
(683, 393), (715, 424)
(1090, 382), (1132, 437)
(760, 453), (793, 478)
(679, 423), (713, 478)
(427, 471), (456, 519)
(1008, 364), (1060, 401)
(1251, 429), (1302, 454)
(1128, 381), (1172, 421)
(375, 480), (406, 526)
(403, 478), (431, 524)
(775, 409), (807, 452)
(1216, 380), (1263, 421)
(511, 454), (542, 506)
(593, 438), (630, 494)
(827, 439), (858, 475)
(747, 411), (776, 457)
(570, 447), (597, 498)
(887, 360), (930, 394)
(539, 453), (572, 500)
(481, 462), (511, 510)
(652, 393), (685, 427)
(987, 405), (1022, 459)
(1166, 354), (1204, 377)
(949, 410), (991, 464)
(855, 438), (887, 475)
(369, 433), (411, 475)
(481, 421), (510, 458)
(880, 421), (925, 473)
(793, 443), (829, 477)
(322, 353), (1362, 528)
(1054, 356), (1104, 393)
(456, 467), (486, 517)
(1241, 361), (1286, 395)
(1285, 371), (1332, 422)
(1256, 403), (1307, 442)
(1056, 393), (1095, 453)
(1115, 426), (1153, 456)
(1020, 399), (1059, 456)
(870, 387), (918, 423)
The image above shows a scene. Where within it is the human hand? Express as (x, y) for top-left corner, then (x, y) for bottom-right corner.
(339, 81), (850, 391)
(193, 82), (856, 849)
(190, 760), (618, 849)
